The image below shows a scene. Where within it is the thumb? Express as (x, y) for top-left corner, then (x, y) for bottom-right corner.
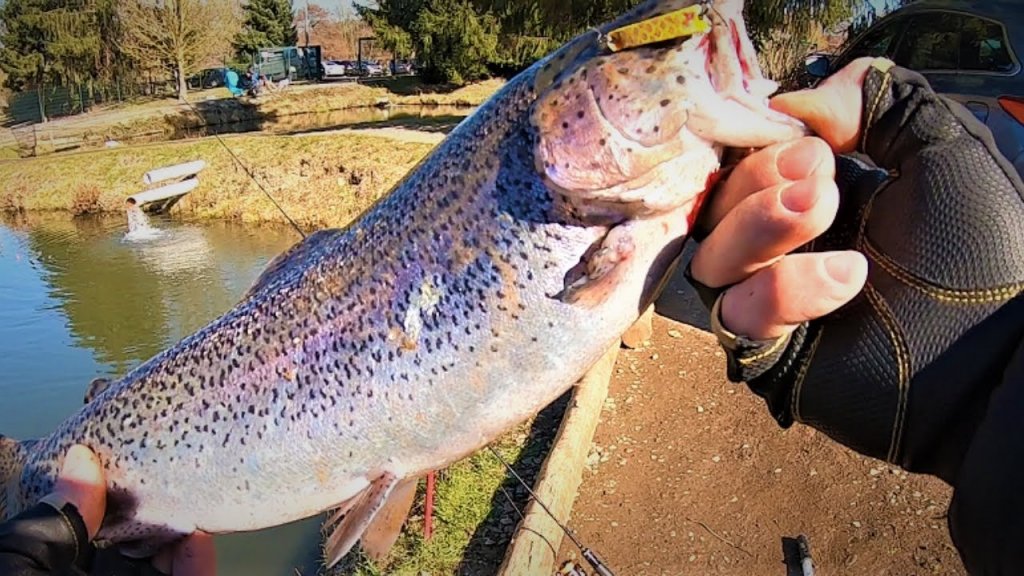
(52, 444), (107, 540)
(770, 57), (877, 154)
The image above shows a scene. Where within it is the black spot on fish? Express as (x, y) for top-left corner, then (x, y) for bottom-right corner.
(577, 110), (584, 119)
(617, 67), (629, 75)
(676, 75), (685, 84)
(660, 99), (671, 107)
(645, 65), (656, 74)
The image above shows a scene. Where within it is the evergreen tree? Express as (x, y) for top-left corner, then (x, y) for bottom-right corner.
(354, 0), (420, 59)
(0, 0), (49, 93)
(234, 0), (299, 58)
(412, 0), (498, 84)
(0, 0), (102, 119)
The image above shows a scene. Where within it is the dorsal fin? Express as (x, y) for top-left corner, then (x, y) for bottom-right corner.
(83, 377), (112, 404)
(242, 228), (341, 301)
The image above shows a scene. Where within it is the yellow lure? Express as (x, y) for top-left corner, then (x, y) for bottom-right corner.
(604, 5), (711, 52)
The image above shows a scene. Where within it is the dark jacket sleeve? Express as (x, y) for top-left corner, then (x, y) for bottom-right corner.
(949, 336), (1024, 575)
(0, 499), (168, 576)
(0, 499), (92, 576)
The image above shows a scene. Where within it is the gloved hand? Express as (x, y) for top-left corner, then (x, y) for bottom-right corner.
(0, 445), (215, 575)
(686, 57), (1024, 573)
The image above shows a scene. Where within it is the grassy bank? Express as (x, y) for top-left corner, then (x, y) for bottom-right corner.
(339, 394), (570, 576)
(2, 78), (504, 158)
(0, 131), (437, 230)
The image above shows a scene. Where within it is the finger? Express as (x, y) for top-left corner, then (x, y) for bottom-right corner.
(720, 251), (869, 340)
(52, 444), (106, 539)
(172, 532), (216, 576)
(770, 57), (876, 154)
(691, 175), (839, 289)
(704, 136), (834, 229)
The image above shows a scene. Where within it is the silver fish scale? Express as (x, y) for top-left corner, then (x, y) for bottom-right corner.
(17, 77), (615, 545)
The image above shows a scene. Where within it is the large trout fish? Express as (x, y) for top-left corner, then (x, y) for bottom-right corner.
(1, 0), (805, 566)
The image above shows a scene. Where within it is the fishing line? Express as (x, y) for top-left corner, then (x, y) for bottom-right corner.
(487, 445), (615, 576)
(496, 484), (559, 557)
(180, 98), (307, 239)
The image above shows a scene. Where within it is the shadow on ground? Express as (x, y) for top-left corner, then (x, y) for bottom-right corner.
(166, 97), (277, 140)
(284, 114), (469, 137)
(654, 240), (711, 333)
(361, 76), (465, 96)
(456, 390), (572, 575)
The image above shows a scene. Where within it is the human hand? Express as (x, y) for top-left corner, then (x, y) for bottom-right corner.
(685, 55), (1024, 486)
(688, 57), (874, 343)
(0, 444), (216, 575)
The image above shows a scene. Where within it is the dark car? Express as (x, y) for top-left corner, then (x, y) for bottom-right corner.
(186, 68), (226, 90)
(799, 1), (1024, 175)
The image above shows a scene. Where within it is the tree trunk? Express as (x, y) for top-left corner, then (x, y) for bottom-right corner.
(176, 58), (188, 101)
(36, 71), (48, 123)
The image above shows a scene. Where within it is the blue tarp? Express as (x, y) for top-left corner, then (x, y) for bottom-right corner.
(224, 69), (243, 97)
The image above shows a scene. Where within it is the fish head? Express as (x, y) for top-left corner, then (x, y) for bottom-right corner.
(530, 0), (806, 208)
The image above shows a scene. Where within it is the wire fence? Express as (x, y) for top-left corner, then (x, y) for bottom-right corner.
(4, 77), (177, 125)
(0, 76), (180, 158)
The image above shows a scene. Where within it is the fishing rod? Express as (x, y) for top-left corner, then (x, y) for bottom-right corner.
(488, 445), (615, 576)
(180, 97), (307, 240)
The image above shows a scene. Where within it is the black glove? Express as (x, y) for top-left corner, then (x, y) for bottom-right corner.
(688, 59), (1024, 574)
(0, 497), (166, 576)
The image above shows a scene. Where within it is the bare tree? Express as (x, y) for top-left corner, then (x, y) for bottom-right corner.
(117, 0), (239, 101)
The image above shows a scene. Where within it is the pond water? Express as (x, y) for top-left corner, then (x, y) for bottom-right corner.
(0, 212), (328, 575)
(174, 104), (475, 140)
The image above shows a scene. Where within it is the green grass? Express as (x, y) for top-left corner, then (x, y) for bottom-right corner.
(334, 395), (570, 576)
(327, 431), (531, 576)
(0, 131), (436, 229)
(4, 79), (505, 159)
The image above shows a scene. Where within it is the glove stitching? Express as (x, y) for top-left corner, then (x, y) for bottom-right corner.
(54, 506), (79, 564)
(861, 60), (894, 151)
(789, 325), (822, 424)
(863, 282), (910, 464)
(865, 240), (1024, 304)
(736, 332), (791, 365)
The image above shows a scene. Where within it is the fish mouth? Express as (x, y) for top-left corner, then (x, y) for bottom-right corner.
(701, 1), (802, 133)
(529, 0), (806, 201)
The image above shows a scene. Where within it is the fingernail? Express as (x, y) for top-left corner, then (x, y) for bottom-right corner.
(780, 179), (819, 213)
(60, 445), (94, 482)
(825, 253), (856, 284)
(777, 138), (826, 181)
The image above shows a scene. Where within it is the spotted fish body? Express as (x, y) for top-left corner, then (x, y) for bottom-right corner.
(1, 0), (804, 565)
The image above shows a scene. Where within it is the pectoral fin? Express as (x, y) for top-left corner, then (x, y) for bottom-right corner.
(360, 477), (418, 562)
(322, 472), (402, 568)
(556, 225), (635, 308)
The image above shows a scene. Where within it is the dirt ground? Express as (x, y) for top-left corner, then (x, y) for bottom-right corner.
(555, 247), (964, 576)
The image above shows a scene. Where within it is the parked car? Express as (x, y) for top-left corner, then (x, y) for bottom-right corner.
(798, 1), (1024, 175)
(321, 59), (348, 78)
(391, 60), (415, 75)
(186, 68), (225, 90)
(361, 60), (387, 77)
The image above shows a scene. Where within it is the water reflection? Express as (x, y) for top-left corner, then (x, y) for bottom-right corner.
(0, 212), (325, 575)
(178, 103), (475, 140)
